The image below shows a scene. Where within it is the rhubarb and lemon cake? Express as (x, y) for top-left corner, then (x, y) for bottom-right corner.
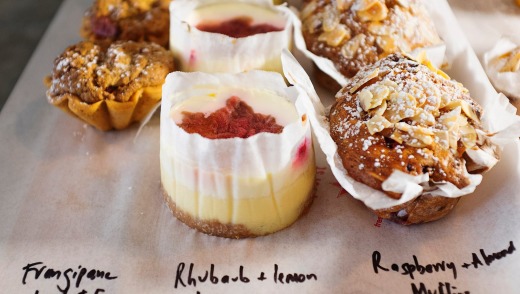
(160, 70), (316, 237)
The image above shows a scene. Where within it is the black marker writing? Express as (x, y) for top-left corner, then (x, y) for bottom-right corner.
(22, 262), (117, 294)
(462, 241), (516, 269)
(411, 282), (470, 294)
(372, 251), (457, 280)
(273, 264), (317, 284)
(175, 263), (250, 289)
(173, 262), (317, 291)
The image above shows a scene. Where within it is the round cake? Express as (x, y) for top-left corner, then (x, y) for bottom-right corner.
(329, 53), (498, 224)
(160, 71), (316, 238)
(169, 0), (292, 74)
(300, 0), (442, 90)
(45, 40), (174, 131)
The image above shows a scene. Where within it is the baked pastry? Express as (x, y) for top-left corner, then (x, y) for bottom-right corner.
(329, 53), (498, 224)
(169, 0), (292, 74)
(45, 40), (174, 131)
(81, 0), (170, 48)
(160, 71), (316, 238)
(484, 38), (520, 113)
(300, 0), (442, 91)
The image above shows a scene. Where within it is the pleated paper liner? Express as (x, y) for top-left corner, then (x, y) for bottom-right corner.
(48, 85), (162, 131)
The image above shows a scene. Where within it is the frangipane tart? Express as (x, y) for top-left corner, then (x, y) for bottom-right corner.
(81, 0), (170, 48)
(169, 0), (292, 74)
(160, 71), (316, 238)
(484, 38), (520, 103)
(295, 0), (444, 90)
(45, 41), (174, 131)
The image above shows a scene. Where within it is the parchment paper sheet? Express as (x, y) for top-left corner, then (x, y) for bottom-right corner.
(0, 0), (519, 293)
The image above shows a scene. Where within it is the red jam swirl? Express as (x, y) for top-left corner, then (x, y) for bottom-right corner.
(178, 96), (284, 139)
(195, 16), (283, 38)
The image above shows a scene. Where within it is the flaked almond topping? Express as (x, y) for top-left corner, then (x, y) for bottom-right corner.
(433, 130), (450, 149)
(376, 35), (397, 53)
(438, 106), (462, 131)
(384, 92), (417, 123)
(318, 24), (351, 47)
(337, 0), (354, 11)
(460, 124), (477, 149)
(353, 0), (388, 22)
(381, 79), (398, 89)
(498, 48), (520, 73)
(341, 33), (366, 59)
(439, 92), (452, 110)
(411, 108), (436, 126)
(349, 65), (378, 93)
(300, 1), (318, 20)
(370, 99), (387, 116)
(395, 122), (434, 146)
(415, 51), (450, 80)
(359, 84), (391, 111)
(347, 55), (481, 154)
(368, 22), (390, 35)
(358, 89), (374, 111)
(390, 129), (405, 144)
(322, 5), (340, 32)
(442, 100), (480, 123)
(448, 130), (458, 150)
(304, 13), (323, 34)
(366, 114), (392, 134)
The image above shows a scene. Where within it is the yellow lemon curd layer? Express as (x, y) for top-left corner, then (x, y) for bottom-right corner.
(161, 156), (316, 236)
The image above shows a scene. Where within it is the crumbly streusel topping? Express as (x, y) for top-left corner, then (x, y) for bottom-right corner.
(47, 41), (174, 103)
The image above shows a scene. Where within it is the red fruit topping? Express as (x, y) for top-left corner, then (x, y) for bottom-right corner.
(91, 16), (118, 38)
(178, 96), (284, 139)
(196, 17), (283, 38)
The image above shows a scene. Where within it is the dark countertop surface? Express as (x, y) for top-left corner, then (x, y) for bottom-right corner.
(0, 0), (64, 111)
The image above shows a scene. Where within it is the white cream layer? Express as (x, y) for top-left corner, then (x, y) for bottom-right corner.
(171, 87), (299, 126)
(187, 2), (287, 29)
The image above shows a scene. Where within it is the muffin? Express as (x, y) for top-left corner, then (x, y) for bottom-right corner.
(81, 0), (170, 48)
(329, 53), (498, 224)
(300, 0), (442, 91)
(160, 70), (316, 238)
(45, 40), (174, 131)
(169, 0), (292, 74)
(484, 38), (520, 113)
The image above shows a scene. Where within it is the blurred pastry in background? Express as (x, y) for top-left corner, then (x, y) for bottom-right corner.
(484, 37), (520, 113)
(169, 0), (292, 74)
(300, 0), (443, 91)
(81, 0), (170, 48)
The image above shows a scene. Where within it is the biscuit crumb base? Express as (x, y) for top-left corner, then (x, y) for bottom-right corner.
(161, 183), (317, 239)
